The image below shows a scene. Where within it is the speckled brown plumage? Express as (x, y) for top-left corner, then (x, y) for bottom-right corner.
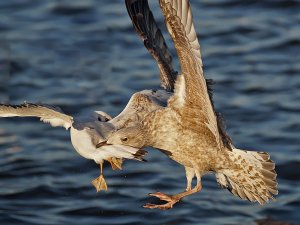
(107, 0), (278, 209)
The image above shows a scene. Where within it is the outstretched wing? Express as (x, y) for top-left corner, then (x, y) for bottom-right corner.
(110, 89), (170, 129)
(126, 0), (177, 91)
(0, 103), (73, 129)
(159, 0), (222, 148)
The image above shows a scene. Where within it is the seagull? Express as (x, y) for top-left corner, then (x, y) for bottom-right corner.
(106, 0), (278, 210)
(0, 102), (148, 192)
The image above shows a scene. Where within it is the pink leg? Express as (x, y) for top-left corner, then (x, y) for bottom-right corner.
(144, 183), (202, 210)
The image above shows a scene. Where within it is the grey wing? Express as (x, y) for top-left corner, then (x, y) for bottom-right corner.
(92, 121), (115, 141)
(83, 127), (105, 147)
(0, 102), (73, 129)
(73, 120), (115, 146)
(126, 0), (177, 91)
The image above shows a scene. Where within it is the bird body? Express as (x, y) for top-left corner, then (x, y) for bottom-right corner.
(70, 125), (107, 162)
(153, 109), (224, 170)
(107, 0), (278, 209)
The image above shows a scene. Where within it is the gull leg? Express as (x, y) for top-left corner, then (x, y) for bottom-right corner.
(91, 162), (108, 192)
(185, 166), (195, 191)
(195, 170), (202, 188)
(144, 182), (202, 210)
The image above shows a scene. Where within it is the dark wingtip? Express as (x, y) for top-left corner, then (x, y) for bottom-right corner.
(0, 102), (65, 113)
(125, 0), (176, 92)
(133, 149), (148, 161)
(204, 78), (233, 149)
(216, 112), (233, 149)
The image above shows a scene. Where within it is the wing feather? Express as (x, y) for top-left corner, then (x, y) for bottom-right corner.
(160, 0), (221, 148)
(126, 0), (177, 91)
(110, 90), (170, 129)
(0, 103), (73, 129)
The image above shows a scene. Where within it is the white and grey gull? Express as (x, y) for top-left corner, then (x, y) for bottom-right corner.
(0, 102), (148, 192)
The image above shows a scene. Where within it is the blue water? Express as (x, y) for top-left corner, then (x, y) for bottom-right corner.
(0, 1), (299, 224)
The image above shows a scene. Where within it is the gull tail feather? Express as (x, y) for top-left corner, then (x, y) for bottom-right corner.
(216, 147), (278, 205)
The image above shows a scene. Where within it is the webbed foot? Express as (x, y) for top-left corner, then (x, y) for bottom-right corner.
(108, 157), (123, 170)
(91, 175), (108, 192)
(143, 192), (180, 210)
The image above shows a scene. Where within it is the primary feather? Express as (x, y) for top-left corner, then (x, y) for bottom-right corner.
(0, 103), (73, 129)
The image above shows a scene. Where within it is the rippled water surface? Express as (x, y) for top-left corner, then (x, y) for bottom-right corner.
(0, 1), (299, 225)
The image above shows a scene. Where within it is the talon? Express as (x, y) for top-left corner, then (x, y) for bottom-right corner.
(143, 202), (174, 210)
(143, 203), (156, 209)
(148, 191), (163, 196)
(149, 192), (172, 201)
(148, 192), (160, 197)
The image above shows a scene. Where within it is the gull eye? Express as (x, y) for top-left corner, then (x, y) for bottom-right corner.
(121, 137), (128, 142)
(98, 116), (110, 122)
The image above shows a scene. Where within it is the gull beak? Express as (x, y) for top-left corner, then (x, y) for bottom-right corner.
(96, 141), (112, 148)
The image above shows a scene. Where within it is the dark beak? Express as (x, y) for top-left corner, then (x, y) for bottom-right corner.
(96, 141), (112, 148)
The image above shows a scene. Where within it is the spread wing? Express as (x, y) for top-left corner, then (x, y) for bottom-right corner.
(110, 89), (170, 129)
(159, 0), (222, 148)
(0, 103), (73, 129)
(126, 0), (177, 91)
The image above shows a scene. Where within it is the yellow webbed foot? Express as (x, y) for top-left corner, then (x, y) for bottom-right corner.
(108, 157), (123, 170)
(91, 175), (108, 192)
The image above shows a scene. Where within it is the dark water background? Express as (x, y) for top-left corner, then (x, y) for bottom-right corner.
(0, 0), (299, 224)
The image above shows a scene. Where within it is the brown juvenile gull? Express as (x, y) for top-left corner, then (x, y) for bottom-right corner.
(106, 0), (278, 210)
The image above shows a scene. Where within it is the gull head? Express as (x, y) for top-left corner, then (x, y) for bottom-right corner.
(106, 126), (146, 149)
(93, 111), (112, 122)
